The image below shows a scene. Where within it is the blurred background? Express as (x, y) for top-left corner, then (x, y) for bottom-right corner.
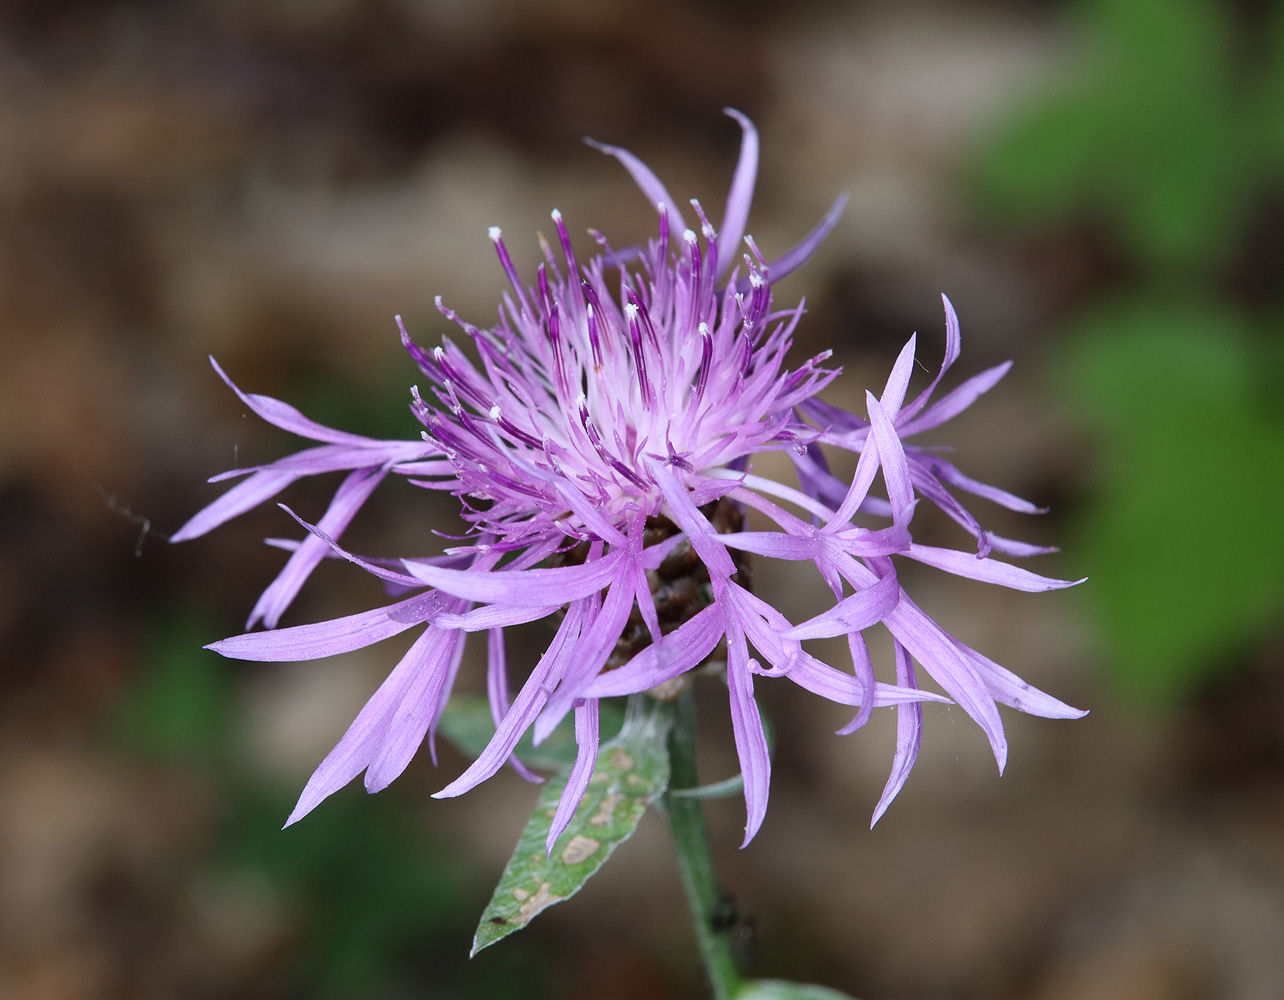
(3, 0), (1284, 997)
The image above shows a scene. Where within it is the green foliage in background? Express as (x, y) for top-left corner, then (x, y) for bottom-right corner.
(972, 0), (1284, 699)
(974, 0), (1281, 273)
(1059, 300), (1284, 698)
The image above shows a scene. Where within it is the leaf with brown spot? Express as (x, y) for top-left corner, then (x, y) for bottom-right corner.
(470, 697), (671, 955)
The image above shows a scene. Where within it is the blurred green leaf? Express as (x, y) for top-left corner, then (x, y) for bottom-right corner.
(972, 0), (1257, 272)
(737, 981), (860, 1000)
(1061, 297), (1284, 698)
(471, 698), (671, 955)
(225, 787), (471, 997)
(437, 693), (626, 772)
(113, 612), (231, 763)
(1258, 5), (1284, 169)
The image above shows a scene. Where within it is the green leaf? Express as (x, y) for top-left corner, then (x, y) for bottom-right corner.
(470, 698), (672, 955)
(971, 0), (1254, 273)
(437, 695), (625, 772)
(736, 980), (860, 1000)
(1059, 297), (1284, 699)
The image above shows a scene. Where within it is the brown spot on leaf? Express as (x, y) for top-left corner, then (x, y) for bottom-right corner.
(518, 881), (564, 922)
(590, 792), (623, 827)
(560, 835), (601, 864)
(609, 748), (633, 771)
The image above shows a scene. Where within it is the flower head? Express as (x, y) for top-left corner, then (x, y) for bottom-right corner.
(176, 110), (1083, 850)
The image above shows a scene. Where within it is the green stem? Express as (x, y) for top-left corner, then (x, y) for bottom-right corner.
(664, 689), (741, 1000)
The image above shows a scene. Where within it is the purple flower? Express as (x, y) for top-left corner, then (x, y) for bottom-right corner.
(176, 110), (1084, 849)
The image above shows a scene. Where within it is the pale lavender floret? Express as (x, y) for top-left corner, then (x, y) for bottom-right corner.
(177, 111), (1084, 845)
(546, 699), (601, 855)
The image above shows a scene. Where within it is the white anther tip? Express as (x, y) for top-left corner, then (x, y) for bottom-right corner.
(624, 302), (639, 320)
(683, 229), (698, 243)
(489, 405), (501, 420)
(550, 208), (562, 222)
(488, 226), (502, 242)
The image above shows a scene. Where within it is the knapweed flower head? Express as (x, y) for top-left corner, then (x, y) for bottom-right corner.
(176, 110), (1084, 851)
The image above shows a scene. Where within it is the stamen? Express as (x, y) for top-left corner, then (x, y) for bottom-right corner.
(695, 322), (714, 400)
(489, 226), (534, 319)
(624, 302), (654, 407)
(585, 300), (604, 373)
(551, 209), (581, 281)
(684, 229), (703, 332)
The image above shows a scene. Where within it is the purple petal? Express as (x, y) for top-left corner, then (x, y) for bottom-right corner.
(738, 193), (848, 290)
(533, 573), (635, 744)
(404, 550), (623, 605)
(426, 613), (469, 765)
(986, 535), (1060, 558)
(867, 392), (914, 525)
(870, 640), (922, 826)
(214, 441), (426, 480)
(430, 603), (562, 631)
(727, 584), (800, 675)
(284, 624), (436, 825)
(957, 642), (1088, 719)
(545, 699), (601, 856)
(631, 549), (661, 644)
(907, 462), (992, 558)
(898, 361), (1013, 437)
(903, 544), (1083, 592)
(898, 293), (962, 424)
(649, 460), (737, 581)
(925, 456), (1046, 515)
(171, 468), (300, 542)
(719, 530), (821, 561)
(717, 109), (759, 278)
(583, 603), (725, 697)
(209, 357), (380, 446)
(784, 570), (901, 640)
(585, 138), (687, 237)
(488, 628), (543, 783)
(249, 466), (388, 629)
(364, 624), (466, 792)
(829, 523), (912, 558)
(208, 594), (432, 662)
(391, 459), (455, 476)
(786, 652), (949, 707)
(836, 631), (876, 735)
(826, 437), (881, 527)
(434, 598), (591, 798)
(883, 597), (1007, 772)
(880, 334), (918, 419)
(725, 622), (771, 847)
(273, 505), (435, 589)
